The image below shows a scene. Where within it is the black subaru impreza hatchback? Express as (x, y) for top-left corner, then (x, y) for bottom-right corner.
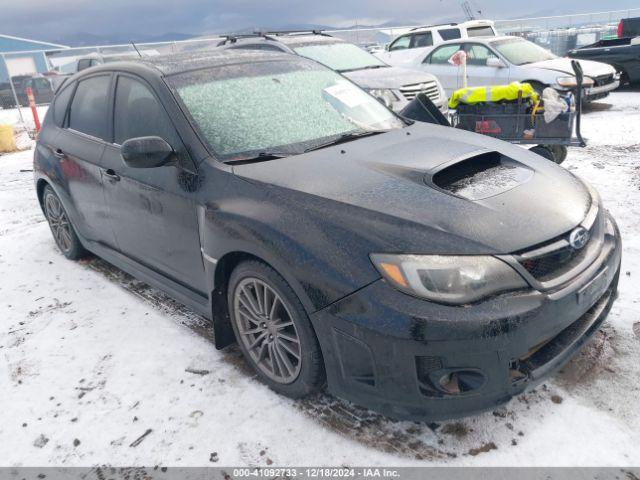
(34, 49), (621, 421)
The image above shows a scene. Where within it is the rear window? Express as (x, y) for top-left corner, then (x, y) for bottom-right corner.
(439, 28), (461, 41)
(68, 75), (111, 140)
(467, 26), (496, 37)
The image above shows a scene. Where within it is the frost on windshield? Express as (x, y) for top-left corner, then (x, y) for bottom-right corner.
(294, 43), (386, 72)
(176, 68), (399, 158)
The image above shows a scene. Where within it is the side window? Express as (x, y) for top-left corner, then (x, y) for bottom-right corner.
(77, 59), (92, 71)
(425, 44), (463, 64)
(389, 35), (411, 51)
(465, 44), (497, 66)
(439, 28), (461, 41)
(34, 77), (51, 91)
(411, 32), (433, 48)
(52, 83), (75, 127)
(68, 75), (111, 140)
(113, 76), (177, 146)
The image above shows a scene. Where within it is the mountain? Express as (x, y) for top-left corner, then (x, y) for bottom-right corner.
(48, 32), (195, 47)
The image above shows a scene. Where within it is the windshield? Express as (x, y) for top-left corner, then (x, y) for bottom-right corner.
(169, 59), (402, 160)
(293, 42), (387, 73)
(491, 38), (556, 65)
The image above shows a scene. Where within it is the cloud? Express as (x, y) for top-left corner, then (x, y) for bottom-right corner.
(4, 0), (640, 44)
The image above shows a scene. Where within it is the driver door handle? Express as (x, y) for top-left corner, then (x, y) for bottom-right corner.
(103, 168), (120, 182)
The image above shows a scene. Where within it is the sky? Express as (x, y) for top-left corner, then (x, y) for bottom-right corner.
(3, 0), (640, 44)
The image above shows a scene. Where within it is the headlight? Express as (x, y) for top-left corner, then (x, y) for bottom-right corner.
(367, 88), (399, 108)
(556, 76), (595, 88)
(370, 254), (528, 305)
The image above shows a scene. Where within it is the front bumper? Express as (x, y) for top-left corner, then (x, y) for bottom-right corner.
(583, 79), (620, 101)
(311, 214), (621, 421)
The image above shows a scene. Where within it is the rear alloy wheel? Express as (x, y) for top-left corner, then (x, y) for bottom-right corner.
(43, 186), (87, 260)
(228, 260), (325, 397)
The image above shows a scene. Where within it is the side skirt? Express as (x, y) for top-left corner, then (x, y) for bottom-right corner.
(82, 238), (211, 319)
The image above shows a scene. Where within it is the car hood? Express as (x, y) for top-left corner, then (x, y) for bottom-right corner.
(342, 66), (439, 90)
(524, 57), (615, 77)
(232, 124), (592, 254)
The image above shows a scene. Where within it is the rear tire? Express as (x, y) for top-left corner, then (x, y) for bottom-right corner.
(42, 185), (87, 260)
(227, 260), (325, 398)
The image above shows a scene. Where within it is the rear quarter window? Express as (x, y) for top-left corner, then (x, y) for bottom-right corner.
(52, 83), (75, 127)
(467, 26), (496, 37)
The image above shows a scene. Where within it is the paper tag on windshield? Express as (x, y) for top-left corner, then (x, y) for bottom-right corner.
(324, 82), (370, 108)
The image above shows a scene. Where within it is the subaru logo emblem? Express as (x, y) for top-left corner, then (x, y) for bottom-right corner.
(569, 227), (590, 250)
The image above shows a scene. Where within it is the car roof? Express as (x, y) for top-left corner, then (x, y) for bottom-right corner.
(409, 19), (495, 33)
(75, 48), (300, 78)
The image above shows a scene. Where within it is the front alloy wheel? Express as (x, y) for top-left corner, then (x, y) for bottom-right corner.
(228, 260), (325, 398)
(233, 277), (302, 383)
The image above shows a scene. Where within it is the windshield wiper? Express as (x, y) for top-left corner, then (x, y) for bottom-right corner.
(338, 65), (387, 73)
(224, 152), (290, 165)
(304, 131), (386, 153)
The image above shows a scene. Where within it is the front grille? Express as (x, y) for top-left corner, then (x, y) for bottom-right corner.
(519, 239), (592, 282)
(515, 207), (603, 284)
(593, 74), (614, 87)
(400, 81), (440, 102)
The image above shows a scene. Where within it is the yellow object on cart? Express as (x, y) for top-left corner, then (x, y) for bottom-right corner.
(449, 82), (540, 109)
(0, 124), (17, 153)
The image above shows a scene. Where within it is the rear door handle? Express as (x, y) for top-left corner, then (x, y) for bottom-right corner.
(103, 168), (120, 182)
(54, 148), (65, 159)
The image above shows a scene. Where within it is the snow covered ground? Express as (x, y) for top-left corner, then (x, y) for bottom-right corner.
(1, 91), (639, 467)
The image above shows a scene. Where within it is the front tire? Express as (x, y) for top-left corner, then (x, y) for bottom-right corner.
(227, 260), (325, 398)
(42, 185), (87, 260)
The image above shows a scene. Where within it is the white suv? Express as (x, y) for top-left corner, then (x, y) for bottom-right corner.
(376, 20), (497, 66)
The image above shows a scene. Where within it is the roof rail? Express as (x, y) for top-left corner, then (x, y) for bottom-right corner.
(217, 32), (278, 45)
(410, 23), (458, 31)
(259, 29), (333, 37)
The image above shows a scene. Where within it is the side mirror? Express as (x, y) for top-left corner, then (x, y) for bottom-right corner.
(486, 57), (506, 68)
(121, 136), (174, 169)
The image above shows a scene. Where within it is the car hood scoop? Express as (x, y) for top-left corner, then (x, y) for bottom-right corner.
(430, 151), (534, 201)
